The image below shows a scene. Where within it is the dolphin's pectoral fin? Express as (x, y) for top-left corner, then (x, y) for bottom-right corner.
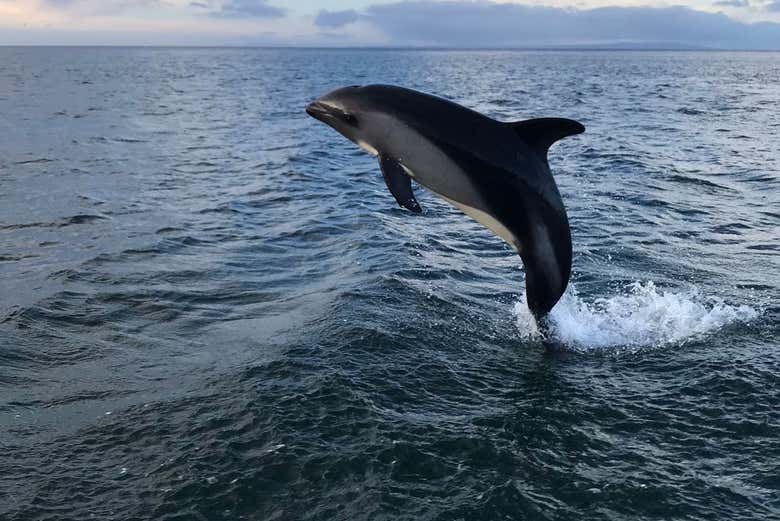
(379, 154), (422, 213)
(509, 118), (585, 161)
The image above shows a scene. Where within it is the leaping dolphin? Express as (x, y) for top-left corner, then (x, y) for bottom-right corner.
(306, 85), (584, 325)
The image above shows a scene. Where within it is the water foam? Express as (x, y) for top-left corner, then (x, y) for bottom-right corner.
(513, 282), (759, 351)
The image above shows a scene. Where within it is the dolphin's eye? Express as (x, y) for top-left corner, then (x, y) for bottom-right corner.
(340, 113), (358, 126)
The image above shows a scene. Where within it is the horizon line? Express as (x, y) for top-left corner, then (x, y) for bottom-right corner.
(2, 44), (780, 52)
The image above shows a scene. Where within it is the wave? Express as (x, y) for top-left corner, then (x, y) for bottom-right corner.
(513, 281), (759, 351)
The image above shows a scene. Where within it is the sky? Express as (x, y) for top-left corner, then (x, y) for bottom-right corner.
(1, 0), (779, 48)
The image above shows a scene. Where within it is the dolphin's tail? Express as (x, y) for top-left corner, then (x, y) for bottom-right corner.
(510, 117), (583, 317)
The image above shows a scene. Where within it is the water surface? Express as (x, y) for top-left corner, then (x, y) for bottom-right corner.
(1, 48), (778, 520)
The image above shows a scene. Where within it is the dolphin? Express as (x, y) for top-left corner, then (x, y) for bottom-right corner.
(306, 85), (584, 324)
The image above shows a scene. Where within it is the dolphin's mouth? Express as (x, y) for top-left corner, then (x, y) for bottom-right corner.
(306, 101), (333, 122)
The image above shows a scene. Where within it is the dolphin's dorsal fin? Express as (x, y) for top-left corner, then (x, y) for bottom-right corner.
(509, 118), (585, 160)
(379, 155), (422, 213)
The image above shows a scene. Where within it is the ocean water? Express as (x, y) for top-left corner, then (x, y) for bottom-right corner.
(0, 48), (778, 520)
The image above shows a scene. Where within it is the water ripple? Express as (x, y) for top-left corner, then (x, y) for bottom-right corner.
(0, 48), (778, 521)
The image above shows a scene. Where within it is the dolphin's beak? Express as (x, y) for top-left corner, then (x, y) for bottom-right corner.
(306, 101), (331, 122)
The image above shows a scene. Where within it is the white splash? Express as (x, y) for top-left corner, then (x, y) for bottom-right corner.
(513, 281), (759, 351)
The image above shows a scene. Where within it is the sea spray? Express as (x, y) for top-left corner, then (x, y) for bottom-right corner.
(514, 281), (759, 350)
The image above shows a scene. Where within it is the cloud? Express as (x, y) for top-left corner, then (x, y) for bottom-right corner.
(213, 0), (285, 18)
(314, 9), (362, 28)
(350, 1), (780, 49)
(8, 0), (780, 47)
(40, 0), (167, 14)
(42, 0), (79, 7)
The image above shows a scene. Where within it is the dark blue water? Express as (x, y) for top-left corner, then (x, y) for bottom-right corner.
(1, 48), (778, 520)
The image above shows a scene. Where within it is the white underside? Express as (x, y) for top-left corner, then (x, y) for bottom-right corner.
(440, 195), (520, 253)
(397, 156), (519, 253)
(357, 140), (379, 156)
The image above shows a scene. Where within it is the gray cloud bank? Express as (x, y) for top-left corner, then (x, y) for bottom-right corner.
(712, 0), (749, 7)
(213, 0), (285, 18)
(187, 0), (286, 18)
(315, 9), (362, 28)
(317, 1), (780, 49)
